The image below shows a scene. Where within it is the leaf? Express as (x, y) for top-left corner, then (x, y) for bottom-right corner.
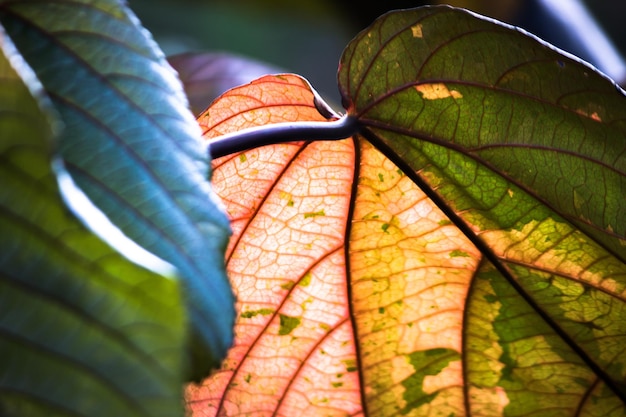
(338, 5), (626, 410)
(340, 5), (626, 262)
(188, 5), (626, 417)
(0, 26), (187, 417)
(0, 0), (233, 378)
(188, 73), (364, 416)
(168, 51), (283, 116)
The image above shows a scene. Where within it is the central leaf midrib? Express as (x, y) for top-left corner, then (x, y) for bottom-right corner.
(358, 118), (625, 263)
(344, 136), (370, 417)
(360, 128), (626, 405)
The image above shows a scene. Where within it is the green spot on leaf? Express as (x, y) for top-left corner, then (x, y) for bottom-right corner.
(499, 346), (518, 381)
(449, 249), (470, 258)
(239, 153), (247, 163)
(244, 374), (251, 383)
(240, 308), (275, 319)
(304, 210), (325, 219)
(401, 348), (460, 415)
(281, 281), (295, 290)
(378, 173), (384, 182)
(342, 359), (358, 372)
(299, 272), (312, 287)
(332, 382), (343, 388)
(382, 223), (390, 233)
(278, 314), (301, 335)
(484, 294), (499, 304)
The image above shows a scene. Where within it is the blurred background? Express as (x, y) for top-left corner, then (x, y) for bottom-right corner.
(128, 0), (626, 108)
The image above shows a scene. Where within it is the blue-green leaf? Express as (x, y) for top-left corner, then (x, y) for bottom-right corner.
(0, 25), (187, 417)
(0, 0), (234, 378)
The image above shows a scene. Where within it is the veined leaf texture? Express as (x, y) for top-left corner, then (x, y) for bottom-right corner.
(0, 0), (234, 380)
(187, 6), (626, 417)
(0, 16), (188, 417)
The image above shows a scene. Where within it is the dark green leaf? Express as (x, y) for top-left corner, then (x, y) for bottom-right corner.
(0, 27), (187, 417)
(0, 0), (234, 378)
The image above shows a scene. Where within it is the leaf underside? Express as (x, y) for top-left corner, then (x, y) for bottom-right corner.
(0, 0), (234, 379)
(187, 5), (626, 417)
(0, 27), (187, 417)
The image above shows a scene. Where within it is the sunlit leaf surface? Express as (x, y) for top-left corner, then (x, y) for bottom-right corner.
(0, 27), (187, 417)
(0, 0), (233, 378)
(190, 74), (364, 416)
(188, 6), (626, 417)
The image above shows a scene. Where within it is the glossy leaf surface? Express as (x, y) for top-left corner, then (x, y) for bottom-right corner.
(0, 0), (233, 377)
(188, 6), (626, 416)
(0, 28), (187, 417)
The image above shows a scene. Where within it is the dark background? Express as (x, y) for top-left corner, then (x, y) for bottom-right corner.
(128, 0), (626, 103)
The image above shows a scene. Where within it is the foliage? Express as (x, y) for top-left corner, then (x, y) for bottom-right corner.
(0, 0), (231, 416)
(1, 2), (625, 417)
(186, 6), (626, 417)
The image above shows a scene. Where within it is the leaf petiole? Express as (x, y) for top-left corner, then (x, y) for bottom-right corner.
(207, 114), (360, 159)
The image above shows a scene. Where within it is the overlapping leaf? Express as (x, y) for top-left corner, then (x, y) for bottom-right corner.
(187, 5), (626, 417)
(340, 5), (626, 262)
(339, 5), (626, 414)
(0, 26), (187, 417)
(0, 0), (233, 377)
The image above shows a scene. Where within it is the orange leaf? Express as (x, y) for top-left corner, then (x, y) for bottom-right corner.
(187, 74), (484, 416)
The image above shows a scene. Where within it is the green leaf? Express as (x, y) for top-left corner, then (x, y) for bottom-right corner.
(0, 27), (187, 417)
(0, 0), (234, 378)
(339, 5), (626, 261)
(339, 4), (626, 411)
(401, 348), (460, 414)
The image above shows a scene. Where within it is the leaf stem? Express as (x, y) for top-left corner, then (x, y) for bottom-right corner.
(207, 114), (360, 159)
